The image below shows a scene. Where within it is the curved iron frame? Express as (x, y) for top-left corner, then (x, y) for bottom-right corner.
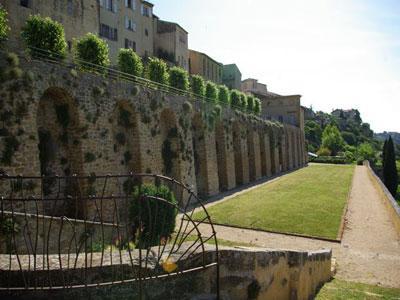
(0, 173), (220, 299)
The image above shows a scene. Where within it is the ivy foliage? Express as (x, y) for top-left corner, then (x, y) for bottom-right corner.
(129, 184), (177, 248)
(218, 85), (230, 104)
(21, 15), (67, 58)
(169, 66), (189, 91)
(118, 48), (143, 77)
(191, 75), (205, 97)
(205, 81), (218, 102)
(0, 5), (10, 41)
(74, 33), (110, 71)
(147, 57), (169, 84)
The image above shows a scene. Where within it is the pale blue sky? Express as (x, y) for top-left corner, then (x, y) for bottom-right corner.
(151, 0), (400, 132)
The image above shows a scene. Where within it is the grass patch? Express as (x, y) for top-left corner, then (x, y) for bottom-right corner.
(195, 164), (354, 240)
(316, 279), (400, 299)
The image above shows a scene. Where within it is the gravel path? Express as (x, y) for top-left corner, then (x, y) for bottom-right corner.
(200, 165), (400, 288)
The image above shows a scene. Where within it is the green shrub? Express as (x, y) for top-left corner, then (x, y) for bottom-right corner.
(191, 75), (205, 97)
(247, 95), (255, 113)
(169, 66), (189, 91)
(317, 147), (331, 156)
(117, 48), (143, 77)
(74, 33), (110, 71)
(240, 93), (248, 111)
(0, 5), (10, 41)
(147, 57), (169, 84)
(310, 156), (348, 164)
(218, 85), (230, 104)
(230, 89), (242, 108)
(21, 15), (67, 58)
(129, 184), (177, 248)
(205, 81), (218, 102)
(254, 98), (262, 115)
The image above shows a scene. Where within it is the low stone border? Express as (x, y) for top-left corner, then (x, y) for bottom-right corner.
(364, 161), (400, 236)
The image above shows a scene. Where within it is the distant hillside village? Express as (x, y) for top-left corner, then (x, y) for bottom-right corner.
(2, 0), (305, 131)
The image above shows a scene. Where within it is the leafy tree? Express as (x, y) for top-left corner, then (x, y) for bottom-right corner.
(191, 75), (205, 97)
(218, 85), (230, 104)
(305, 120), (322, 150)
(383, 137), (398, 197)
(21, 15), (67, 58)
(317, 147), (331, 156)
(0, 5), (10, 41)
(356, 142), (376, 163)
(341, 131), (357, 146)
(129, 184), (177, 248)
(205, 81), (218, 102)
(169, 66), (189, 91)
(321, 124), (345, 155)
(117, 48), (143, 77)
(147, 57), (169, 84)
(74, 33), (110, 70)
(230, 89), (242, 108)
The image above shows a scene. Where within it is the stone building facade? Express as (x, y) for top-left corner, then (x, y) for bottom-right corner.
(153, 18), (189, 71)
(0, 0), (99, 51)
(189, 49), (223, 84)
(222, 64), (242, 90)
(0, 52), (306, 214)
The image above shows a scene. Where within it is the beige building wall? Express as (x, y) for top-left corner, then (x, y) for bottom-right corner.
(154, 19), (189, 71)
(1, 0), (99, 50)
(189, 49), (222, 84)
(99, 0), (154, 64)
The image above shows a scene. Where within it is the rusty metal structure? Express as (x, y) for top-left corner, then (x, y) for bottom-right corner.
(0, 173), (220, 299)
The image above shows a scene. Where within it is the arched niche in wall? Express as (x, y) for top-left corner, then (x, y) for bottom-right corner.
(191, 113), (208, 198)
(36, 87), (84, 216)
(233, 122), (244, 185)
(215, 121), (230, 191)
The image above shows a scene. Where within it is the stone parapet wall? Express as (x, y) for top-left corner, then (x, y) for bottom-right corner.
(0, 246), (332, 300)
(0, 53), (306, 211)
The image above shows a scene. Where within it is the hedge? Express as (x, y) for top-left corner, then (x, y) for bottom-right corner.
(147, 57), (169, 84)
(21, 15), (67, 58)
(247, 95), (255, 113)
(191, 75), (205, 97)
(129, 184), (177, 248)
(205, 81), (218, 102)
(118, 48), (143, 77)
(169, 66), (189, 91)
(0, 5), (9, 41)
(218, 85), (230, 104)
(310, 156), (350, 164)
(240, 93), (248, 111)
(74, 33), (110, 71)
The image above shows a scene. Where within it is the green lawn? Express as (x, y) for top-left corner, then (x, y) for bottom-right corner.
(195, 164), (355, 240)
(316, 279), (400, 299)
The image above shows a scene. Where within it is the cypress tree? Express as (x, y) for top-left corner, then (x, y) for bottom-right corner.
(383, 137), (398, 196)
(382, 139), (387, 168)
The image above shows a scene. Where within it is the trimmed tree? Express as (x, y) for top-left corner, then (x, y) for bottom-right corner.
(254, 98), (262, 115)
(147, 57), (169, 84)
(118, 48), (143, 77)
(0, 5), (10, 41)
(205, 81), (218, 102)
(218, 85), (230, 104)
(191, 75), (205, 97)
(129, 184), (177, 248)
(383, 137), (398, 197)
(21, 15), (67, 58)
(230, 89), (241, 108)
(169, 66), (189, 91)
(240, 93), (248, 111)
(247, 95), (255, 113)
(74, 33), (110, 71)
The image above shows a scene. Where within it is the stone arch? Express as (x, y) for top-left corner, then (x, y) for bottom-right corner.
(233, 122), (249, 185)
(191, 114), (208, 198)
(160, 109), (181, 181)
(36, 87), (84, 216)
(247, 128), (262, 181)
(215, 121), (230, 191)
(111, 101), (141, 174)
